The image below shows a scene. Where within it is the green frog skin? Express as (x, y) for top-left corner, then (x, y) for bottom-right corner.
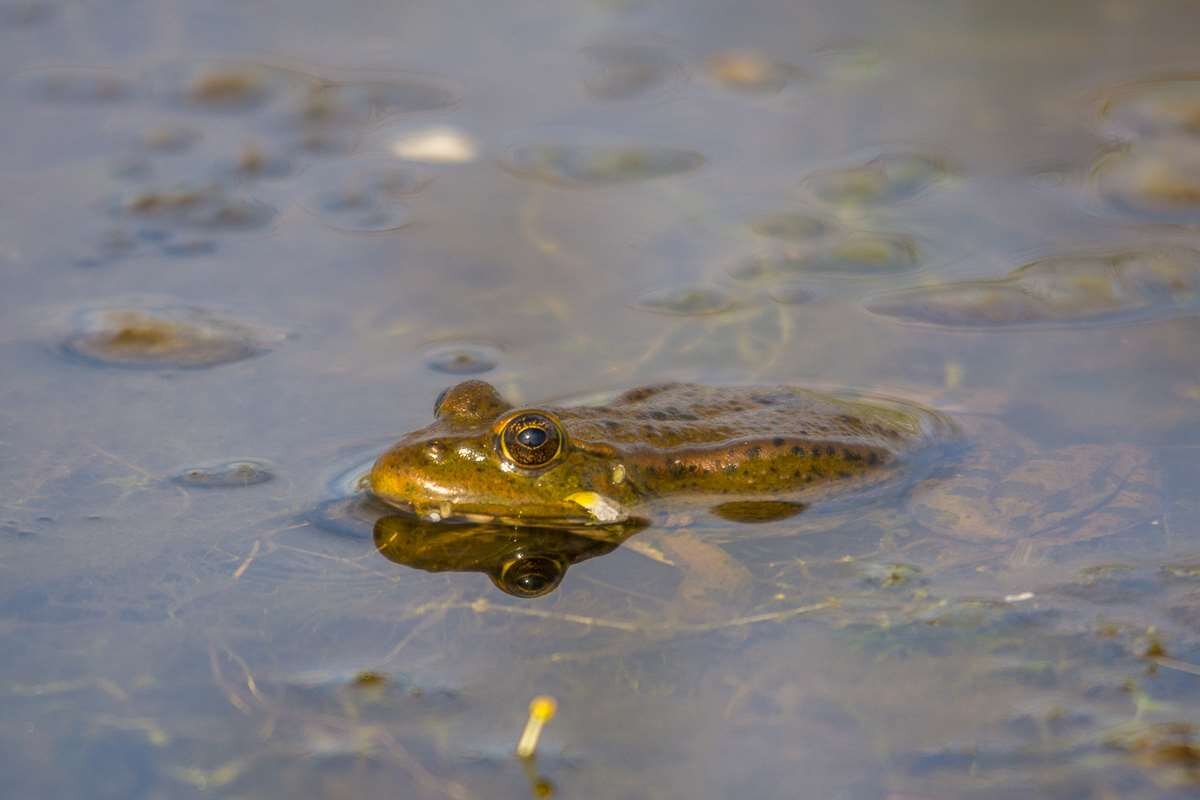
(368, 380), (956, 526)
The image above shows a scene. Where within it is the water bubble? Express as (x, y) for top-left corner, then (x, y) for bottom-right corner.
(424, 343), (500, 375)
(502, 143), (704, 186)
(633, 284), (737, 315)
(63, 306), (278, 368)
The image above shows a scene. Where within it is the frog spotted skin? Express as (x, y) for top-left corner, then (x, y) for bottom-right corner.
(368, 380), (956, 525)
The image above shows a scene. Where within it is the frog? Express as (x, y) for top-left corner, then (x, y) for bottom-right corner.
(367, 379), (959, 527)
(364, 380), (1162, 604)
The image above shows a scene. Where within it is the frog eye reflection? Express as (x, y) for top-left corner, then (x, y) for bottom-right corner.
(494, 555), (565, 597)
(497, 412), (564, 469)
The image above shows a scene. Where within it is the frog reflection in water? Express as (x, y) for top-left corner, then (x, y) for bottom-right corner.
(369, 380), (956, 526)
(373, 514), (648, 597)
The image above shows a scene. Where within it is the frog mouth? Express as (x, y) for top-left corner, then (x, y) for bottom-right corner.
(370, 492), (630, 527)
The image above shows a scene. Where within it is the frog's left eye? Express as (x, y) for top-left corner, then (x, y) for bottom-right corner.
(496, 412), (564, 470)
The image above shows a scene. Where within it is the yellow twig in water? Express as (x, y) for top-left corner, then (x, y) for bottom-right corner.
(232, 540), (260, 579)
(516, 696), (557, 758)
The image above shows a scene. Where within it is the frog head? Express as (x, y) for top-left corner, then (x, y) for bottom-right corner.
(368, 381), (636, 525)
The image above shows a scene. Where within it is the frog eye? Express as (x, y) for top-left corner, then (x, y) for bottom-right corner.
(496, 411), (564, 470)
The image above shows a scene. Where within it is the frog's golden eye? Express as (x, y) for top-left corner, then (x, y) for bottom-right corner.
(496, 411), (564, 470)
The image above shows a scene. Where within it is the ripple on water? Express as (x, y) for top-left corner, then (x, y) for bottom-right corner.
(704, 49), (803, 94)
(1092, 140), (1200, 223)
(173, 459), (275, 488)
(730, 232), (920, 281)
(299, 157), (430, 232)
(501, 142), (705, 186)
(867, 247), (1200, 328)
(423, 343), (500, 375)
(633, 284), (738, 315)
(150, 60), (311, 113)
(62, 306), (279, 368)
(580, 42), (685, 101)
(1099, 76), (1200, 141)
(803, 152), (948, 205)
(9, 66), (134, 103)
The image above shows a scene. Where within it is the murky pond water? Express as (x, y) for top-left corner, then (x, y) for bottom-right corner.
(4, 1), (1200, 798)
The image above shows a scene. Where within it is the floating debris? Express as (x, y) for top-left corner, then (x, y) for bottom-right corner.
(747, 211), (832, 242)
(152, 61), (308, 112)
(731, 233), (920, 280)
(63, 306), (275, 368)
(297, 78), (457, 125)
(633, 284), (738, 315)
(705, 49), (802, 93)
(116, 183), (276, 231)
(423, 343), (500, 375)
(1092, 140), (1200, 223)
(516, 695), (557, 759)
(502, 143), (704, 186)
(134, 125), (202, 154)
(868, 247), (1200, 327)
(173, 459), (275, 489)
(1099, 76), (1200, 140)
(803, 152), (947, 205)
(215, 142), (294, 180)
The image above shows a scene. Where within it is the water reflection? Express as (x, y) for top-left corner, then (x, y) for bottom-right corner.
(373, 513), (647, 598)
